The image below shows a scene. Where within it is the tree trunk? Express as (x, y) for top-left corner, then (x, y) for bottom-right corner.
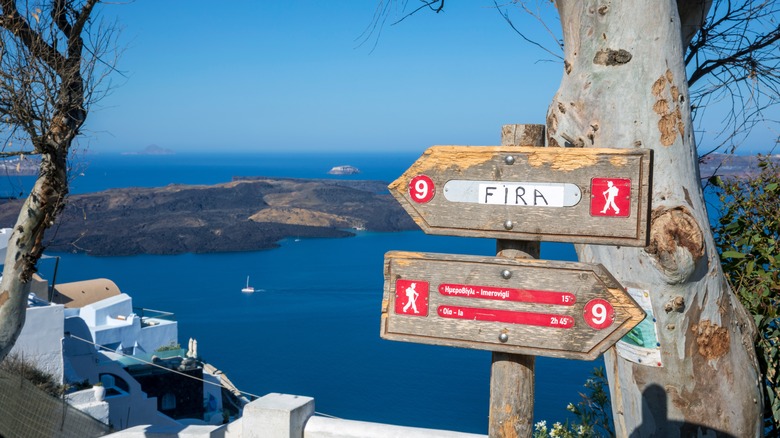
(548, 1), (762, 436)
(0, 0), (94, 362)
(0, 150), (69, 361)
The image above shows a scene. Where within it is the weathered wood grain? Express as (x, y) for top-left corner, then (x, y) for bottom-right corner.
(490, 352), (535, 438)
(389, 146), (652, 246)
(380, 251), (645, 361)
(490, 123), (543, 438)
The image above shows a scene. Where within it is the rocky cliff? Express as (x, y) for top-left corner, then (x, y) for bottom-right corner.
(0, 177), (417, 256)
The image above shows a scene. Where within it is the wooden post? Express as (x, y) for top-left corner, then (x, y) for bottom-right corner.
(488, 124), (544, 438)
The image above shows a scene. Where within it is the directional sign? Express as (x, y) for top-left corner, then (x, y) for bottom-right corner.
(389, 146), (652, 246)
(381, 251), (645, 360)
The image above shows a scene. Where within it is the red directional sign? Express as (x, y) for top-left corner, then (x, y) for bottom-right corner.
(381, 251), (646, 360)
(389, 146), (652, 247)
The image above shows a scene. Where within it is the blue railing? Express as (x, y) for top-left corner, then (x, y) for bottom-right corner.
(132, 307), (176, 326)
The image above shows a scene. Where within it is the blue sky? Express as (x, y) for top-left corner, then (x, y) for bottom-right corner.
(86, 1), (776, 154)
(85, 1), (562, 153)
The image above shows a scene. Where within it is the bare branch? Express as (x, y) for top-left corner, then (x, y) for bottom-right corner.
(355, 0), (395, 53)
(357, 0), (446, 52)
(52, 0), (73, 36)
(392, 0), (444, 26)
(492, 0), (563, 60)
(0, 0), (66, 71)
(685, 0), (780, 153)
(0, 0), (121, 362)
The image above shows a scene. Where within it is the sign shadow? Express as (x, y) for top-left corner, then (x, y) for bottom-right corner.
(628, 384), (736, 437)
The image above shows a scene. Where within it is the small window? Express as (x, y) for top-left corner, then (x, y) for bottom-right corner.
(98, 373), (130, 393)
(100, 374), (115, 388)
(161, 392), (176, 410)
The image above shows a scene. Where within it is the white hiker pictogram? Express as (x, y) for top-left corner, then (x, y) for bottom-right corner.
(601, 180), (620, 214)
(403, 282), (420, 314)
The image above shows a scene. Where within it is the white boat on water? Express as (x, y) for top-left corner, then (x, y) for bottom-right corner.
(241, 276), (255, 293)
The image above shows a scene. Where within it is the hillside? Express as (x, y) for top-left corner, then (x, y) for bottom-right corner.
(0, 177), (417, 256)
(699, 153), (780, 179)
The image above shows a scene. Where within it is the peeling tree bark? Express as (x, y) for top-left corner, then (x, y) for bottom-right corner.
(549, 1), (762, 436)
(0, 153), (68, 359)
(0, 0), (99, 361)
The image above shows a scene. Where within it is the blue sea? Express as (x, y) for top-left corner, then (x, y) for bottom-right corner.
(5, 152), (603, 434)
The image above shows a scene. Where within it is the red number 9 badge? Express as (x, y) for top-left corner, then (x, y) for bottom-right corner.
(409, 175), (435, 203)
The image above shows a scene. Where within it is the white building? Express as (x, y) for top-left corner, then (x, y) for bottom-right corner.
(2, 229), (240, 431)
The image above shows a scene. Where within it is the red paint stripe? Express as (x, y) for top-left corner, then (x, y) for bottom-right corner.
(437, 305), (574, 328)
(439, 283), (575, 306)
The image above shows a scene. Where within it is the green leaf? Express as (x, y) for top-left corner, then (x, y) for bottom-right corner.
(706, 154), (780, 432)
(710, 175), (723, 188)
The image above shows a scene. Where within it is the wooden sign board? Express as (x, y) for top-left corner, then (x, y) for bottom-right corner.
(389, 146), (652, 246)
(381, 251), (645, 360)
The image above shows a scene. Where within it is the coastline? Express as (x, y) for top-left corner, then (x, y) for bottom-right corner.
(0, 176), (417, 256)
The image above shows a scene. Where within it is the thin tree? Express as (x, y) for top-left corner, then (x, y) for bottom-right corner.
(0, 0), (119, 361)
(371, 0), (777, 436)
(549, 1), (763, 435)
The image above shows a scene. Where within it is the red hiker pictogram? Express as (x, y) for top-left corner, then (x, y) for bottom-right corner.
(590, 178), (631, 217)
(395, 279), (429, 316)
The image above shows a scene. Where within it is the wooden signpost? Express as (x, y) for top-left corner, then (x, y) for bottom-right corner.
(381, 251), (645, 361)
(389, 145), (652, 247)
(381, 124), (652, 437)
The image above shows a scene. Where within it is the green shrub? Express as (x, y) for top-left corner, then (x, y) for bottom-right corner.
(711, 154), (780, 432)
(0, 354), (65, 397)
(155, 342), (181, 352)
(533, 367), (614, 438)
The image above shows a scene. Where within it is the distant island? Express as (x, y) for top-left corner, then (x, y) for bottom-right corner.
(121, 144), (175, 156)
(328, 165), (360, 175)
(0, 177), (415, 256)
(0, 152), (773, 256)
(0, 156), (39, 176)
(699, 153), (780, 179)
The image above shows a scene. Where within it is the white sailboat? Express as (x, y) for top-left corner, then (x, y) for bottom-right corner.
(241, 276), (255, 293)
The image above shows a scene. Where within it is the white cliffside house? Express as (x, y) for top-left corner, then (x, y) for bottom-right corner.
(1, 228), (241, 431)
